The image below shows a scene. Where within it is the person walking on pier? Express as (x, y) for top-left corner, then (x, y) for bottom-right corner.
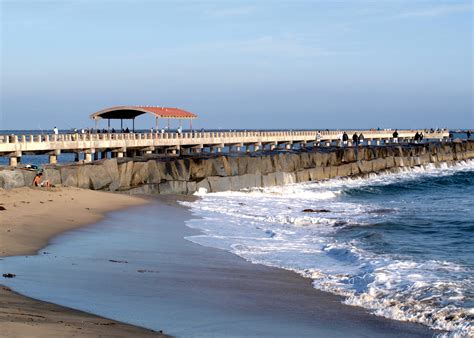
(393, 130), (399, 143)
(414, 132), (420, 143)
(467, 130), (471, 140)
(342, 132), (349, 146)
(352, 132), (359, 146)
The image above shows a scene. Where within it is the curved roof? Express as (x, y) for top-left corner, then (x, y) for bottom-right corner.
(90, 106), (197, 120)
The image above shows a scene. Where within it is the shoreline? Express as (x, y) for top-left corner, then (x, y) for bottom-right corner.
(0, 187), (166, 337)
(2, 190), (438, 337)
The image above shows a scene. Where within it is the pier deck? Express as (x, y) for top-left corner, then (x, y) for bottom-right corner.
(0, 129), (448, 166)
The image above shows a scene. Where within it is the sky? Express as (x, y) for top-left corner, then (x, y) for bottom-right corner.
(0, 0), (472, 130)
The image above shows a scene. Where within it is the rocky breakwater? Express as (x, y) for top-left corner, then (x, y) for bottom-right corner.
(1, 142), (473, 194)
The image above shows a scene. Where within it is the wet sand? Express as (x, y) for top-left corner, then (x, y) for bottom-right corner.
(0, 187), (165, 337)
(2, 194), (438, 337)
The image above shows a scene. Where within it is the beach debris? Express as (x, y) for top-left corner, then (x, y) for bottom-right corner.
(109, 259), (128, 264)
(0, 206), (6, 211)
(302, 208), (330, 213)
(2, 273), (16, 278)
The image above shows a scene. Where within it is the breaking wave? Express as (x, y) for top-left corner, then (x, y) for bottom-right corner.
(181, 160), (474, 336)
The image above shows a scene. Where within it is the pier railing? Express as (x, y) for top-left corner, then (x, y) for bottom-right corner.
(0, 129), (449, 166)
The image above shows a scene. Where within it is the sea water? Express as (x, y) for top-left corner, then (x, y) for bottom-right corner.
(181, 161), (474, 336)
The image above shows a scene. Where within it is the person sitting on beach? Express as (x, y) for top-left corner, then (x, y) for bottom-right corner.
(33, 172), (51, 188)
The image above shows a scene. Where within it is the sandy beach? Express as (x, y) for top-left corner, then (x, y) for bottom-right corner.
(0, 186), (165, 337)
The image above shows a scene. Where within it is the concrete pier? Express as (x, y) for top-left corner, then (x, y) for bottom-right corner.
(0, 129), (448, 166)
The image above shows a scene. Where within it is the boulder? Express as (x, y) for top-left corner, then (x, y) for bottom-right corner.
(262, 173), (277, 187)
(0, 169), (25, 189)
(159, 180), (188, 195)
(207, 176), (232, 192)
(130, 162), (148, 187)
(296, 170), (310, 183)
(229, 173), (262, 190)
(60, 166), (79, 187)
(118, 161), (134, 189)
(102, 159), (120, 191)
(308, 167), (325, 181)
(43, 168), (61, 186)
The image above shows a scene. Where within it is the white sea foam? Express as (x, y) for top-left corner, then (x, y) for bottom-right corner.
(182, 160), (474, 336)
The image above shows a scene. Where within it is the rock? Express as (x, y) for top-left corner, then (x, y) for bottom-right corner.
(60, 166), (79, 187)
(0, 170), (26, 189)
(302, 209), (330, 213)
(118, 161), (133, 189)
(43, 168), (61, 186)
(229, 173), (262, 190)
(158, 180), (188, 195)
(195, 178), (210, 192)
(295, 170), (310, 183)
(102, 159), (120, 191)
(130, 162), (148, 186)
(207, 176), (232, 192)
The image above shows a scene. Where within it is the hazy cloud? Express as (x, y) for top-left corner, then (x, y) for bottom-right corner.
(398, 3), (472, 18)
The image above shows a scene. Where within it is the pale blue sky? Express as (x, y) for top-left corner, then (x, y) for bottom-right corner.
(0, 0), (472, 130)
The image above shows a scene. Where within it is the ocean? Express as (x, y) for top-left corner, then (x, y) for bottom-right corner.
(181, 161), (474, 336)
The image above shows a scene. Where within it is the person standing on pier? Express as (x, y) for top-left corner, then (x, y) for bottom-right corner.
(53, 126), (58, 135)
(352, 133), (359, 146)
(393, 130), (399, 143)
(342, 132), (349, 146)
(467, 130), (471, 140)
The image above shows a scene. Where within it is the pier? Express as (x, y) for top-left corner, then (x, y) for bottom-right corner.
(0, 129), (448, 167)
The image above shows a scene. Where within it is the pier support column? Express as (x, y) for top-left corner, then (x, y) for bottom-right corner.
(375, 140), (381, 146)
(74, 152), (80, 162)
(117, 152), (124, 158)
(84, 152), (92, 162)
(48, 149), (60, 164)
(102, 151), (108, 159)
(93, 152), (99, 161)
(9, 156), (18, 167)
(49, 154), (57, 164)
(254, 143), (261, 152)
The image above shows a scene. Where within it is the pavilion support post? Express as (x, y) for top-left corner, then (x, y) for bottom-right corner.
(168, 119), (170, 130)
(121, 119), (123, 131)
(108, 119), (110, 131)
(133, 118), (135, 133)
(155, 117), (158, 131)
(189, 119), (192, 131)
